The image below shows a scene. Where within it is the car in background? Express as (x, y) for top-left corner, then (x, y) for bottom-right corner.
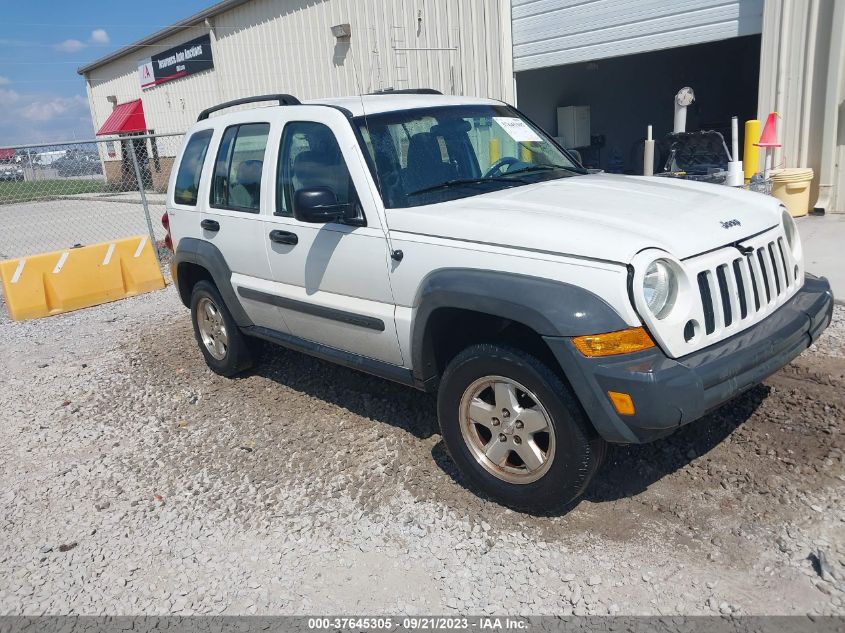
(53, 151), (103, 178)
(0, 164), (24, 182)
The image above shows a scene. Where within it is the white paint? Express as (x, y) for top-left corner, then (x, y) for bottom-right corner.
(630, 226), (801, 358)
(167, 95), (794, 371)
(386, 172), (782, 263)
(10, 260), (25, 284)
(133, 237), (147, 258)
(52, 252), (69, 274)
(102, 243), (116, 266)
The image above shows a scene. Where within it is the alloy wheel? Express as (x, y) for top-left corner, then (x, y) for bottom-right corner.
(459, 375), (556, 484)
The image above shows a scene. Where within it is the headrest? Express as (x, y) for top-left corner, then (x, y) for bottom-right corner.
(236, 159), (263, 186)
(407, 133), (442, 165)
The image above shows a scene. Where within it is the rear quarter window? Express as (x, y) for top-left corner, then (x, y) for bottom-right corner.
(173, 129), (214, 206)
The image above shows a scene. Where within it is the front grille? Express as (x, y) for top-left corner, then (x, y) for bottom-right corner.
(695, 237), (796, 336)
(636, 226), (801, 359)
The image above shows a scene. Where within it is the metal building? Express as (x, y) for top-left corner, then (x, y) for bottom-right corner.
(77, 0), (513, 188)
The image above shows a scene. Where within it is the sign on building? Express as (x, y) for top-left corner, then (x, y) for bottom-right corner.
(138, 34), (214, 90)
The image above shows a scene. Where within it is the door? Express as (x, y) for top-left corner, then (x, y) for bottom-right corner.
(512, 0), (764, 71)
(201, 120), (290, 333)
(263, 111), (403, 366)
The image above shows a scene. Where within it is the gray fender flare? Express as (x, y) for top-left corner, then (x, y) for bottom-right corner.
(172, 237), (253, 327)
(410, 268), (629, 382)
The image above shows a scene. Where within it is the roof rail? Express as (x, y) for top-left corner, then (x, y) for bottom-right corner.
(197, 94), (300, 121)
(367, 88), (443, 96)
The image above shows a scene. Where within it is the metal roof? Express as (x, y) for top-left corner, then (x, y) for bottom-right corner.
(76, 0), (252, 75)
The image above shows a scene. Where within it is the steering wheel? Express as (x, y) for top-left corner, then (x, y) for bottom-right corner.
(484, 156), (521, 178)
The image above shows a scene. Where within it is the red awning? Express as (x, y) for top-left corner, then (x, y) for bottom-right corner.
(96, 99), (147, 136)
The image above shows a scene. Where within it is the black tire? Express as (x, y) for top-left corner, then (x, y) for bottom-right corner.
(437, 343), (605, 513)
(190, 280), (253, 376)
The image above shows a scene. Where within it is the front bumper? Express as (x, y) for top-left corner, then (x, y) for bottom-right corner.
(547, 274), (834, 444)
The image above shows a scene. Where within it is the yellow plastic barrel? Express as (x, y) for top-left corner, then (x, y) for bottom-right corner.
(743, 119), (761, 183)
(770, 168), (814, 218)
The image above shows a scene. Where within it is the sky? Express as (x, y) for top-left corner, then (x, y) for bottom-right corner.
(0, 0), (211, 146)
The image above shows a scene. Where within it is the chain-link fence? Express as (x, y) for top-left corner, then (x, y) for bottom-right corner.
(0, 132), (184, 262)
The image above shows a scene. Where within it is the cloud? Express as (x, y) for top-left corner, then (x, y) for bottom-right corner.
(55, 39), (86, 53)
(0, 89), (92, 144)
(0, 76), (10, 86)
(20, 95), (87, 122)
(53, 30), (110, 53)
(0, 88), (20, 106)
(89, 29), (110, 45)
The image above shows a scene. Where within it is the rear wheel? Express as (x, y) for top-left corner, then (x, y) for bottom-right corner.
(190, 280), (253, 376)
(437, 343), (604, 513)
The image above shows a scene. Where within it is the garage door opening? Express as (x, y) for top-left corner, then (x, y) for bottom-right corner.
(515, 35), (761, 175)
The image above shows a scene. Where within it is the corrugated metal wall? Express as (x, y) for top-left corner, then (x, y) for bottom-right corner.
(512, 0), (764, 72)
(84, 0), (514, 143)
(757, 0), (845, 212)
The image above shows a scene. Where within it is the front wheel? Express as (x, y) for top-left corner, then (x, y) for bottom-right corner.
(437, 343), (605, 513)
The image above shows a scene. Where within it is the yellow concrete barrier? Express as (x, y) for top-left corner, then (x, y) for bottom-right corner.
(0, 236), (165, 321)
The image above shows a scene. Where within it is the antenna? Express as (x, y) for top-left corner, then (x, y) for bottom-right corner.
(350, 30), (401, 261)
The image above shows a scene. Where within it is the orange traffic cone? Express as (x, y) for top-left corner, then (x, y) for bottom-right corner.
(755, 112), (781, 148)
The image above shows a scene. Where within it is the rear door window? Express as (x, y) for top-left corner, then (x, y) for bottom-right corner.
(173, 129), (213, 206)
(210, 123), (270, 213)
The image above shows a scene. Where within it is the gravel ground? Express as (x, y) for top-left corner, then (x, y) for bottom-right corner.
(0, 288), (842, 616)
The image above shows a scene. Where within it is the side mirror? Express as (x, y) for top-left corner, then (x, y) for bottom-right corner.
(292, 187), (349, 224)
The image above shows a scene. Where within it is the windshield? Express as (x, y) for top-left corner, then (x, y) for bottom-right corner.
(355, 104), (583, 208)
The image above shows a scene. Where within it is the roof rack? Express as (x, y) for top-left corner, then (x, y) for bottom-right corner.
(367, 88), (443, 96)
(197, 94), (300, 121)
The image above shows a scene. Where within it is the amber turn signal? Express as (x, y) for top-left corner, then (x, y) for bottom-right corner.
(607, 391), (636, 416)
(571, 327), (655, 357)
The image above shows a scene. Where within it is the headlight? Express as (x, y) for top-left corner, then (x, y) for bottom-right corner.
(782, 208), (798, 254)
(643, 259), (678, 319)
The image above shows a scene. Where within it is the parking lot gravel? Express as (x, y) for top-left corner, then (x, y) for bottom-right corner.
(0, 287), (842, 616)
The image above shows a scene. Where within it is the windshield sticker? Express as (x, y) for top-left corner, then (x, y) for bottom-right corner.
(493, 117), (542, 143)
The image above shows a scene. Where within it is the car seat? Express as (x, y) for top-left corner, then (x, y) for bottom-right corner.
(404, 132), (454, 194)
(229, 159), (263, 209)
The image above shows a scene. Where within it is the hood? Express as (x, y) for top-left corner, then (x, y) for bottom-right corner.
(387, 173), (782, 263)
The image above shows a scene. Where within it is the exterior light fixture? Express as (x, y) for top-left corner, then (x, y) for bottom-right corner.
(331, 23), (351, 39)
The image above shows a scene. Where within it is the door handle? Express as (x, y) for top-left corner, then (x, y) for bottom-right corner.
(269, 229), (298, 245)
(201, 219), (220, 232)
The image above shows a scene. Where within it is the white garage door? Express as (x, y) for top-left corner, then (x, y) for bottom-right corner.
(513, 0), (764, 72)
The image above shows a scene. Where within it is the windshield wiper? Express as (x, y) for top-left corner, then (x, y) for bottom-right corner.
(407, 176), (526, 197)
(501, 164), (579, 177)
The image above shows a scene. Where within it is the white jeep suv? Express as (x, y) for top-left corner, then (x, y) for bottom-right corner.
(164, 91), (833, 512)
